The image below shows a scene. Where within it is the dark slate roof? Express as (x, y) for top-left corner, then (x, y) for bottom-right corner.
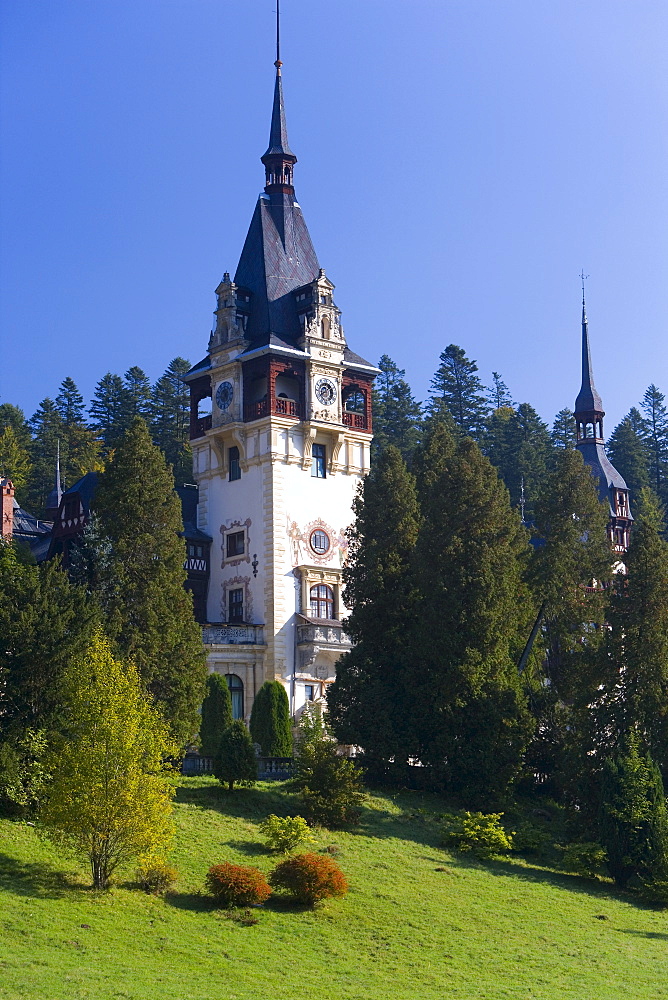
(176, 485), (213, 543)
(64, 472), (98, 514)
(186, 356), (211, 377)
(343, 347), (378, 371)
(575, 305), (604, 415)
(263, 71), (294, 158)
(235, 191), (320, 346)
(12, 500), (52, 538)
(578, 440), (629, 512)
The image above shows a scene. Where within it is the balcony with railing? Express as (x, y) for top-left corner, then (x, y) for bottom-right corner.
(243, 398), (302, 422)
(202, 624), (265, 646)
(296, 621), (350, 648)
(342, 411), (368, 430)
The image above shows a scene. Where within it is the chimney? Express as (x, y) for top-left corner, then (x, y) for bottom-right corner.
(1, 477), (15, 539)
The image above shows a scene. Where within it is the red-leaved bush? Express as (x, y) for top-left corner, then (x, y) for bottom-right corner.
(205, 863), (271, 907)
(269, 852), (348, 905)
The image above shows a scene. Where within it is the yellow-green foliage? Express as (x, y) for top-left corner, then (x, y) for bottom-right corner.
(136, 856), (178, 894)
(259, 814), (315, 853)
(445, 811), (514, 859)
(40, 631), (177, 889)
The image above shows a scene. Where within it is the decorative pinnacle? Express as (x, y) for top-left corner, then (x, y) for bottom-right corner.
(275, 0), (282, 70)
(580, 270), (589, 308)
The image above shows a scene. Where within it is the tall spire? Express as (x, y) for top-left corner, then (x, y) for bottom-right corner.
(45, 440), (63, 515)
(261, 0), (296, 189)
(575, 273), (603, 417)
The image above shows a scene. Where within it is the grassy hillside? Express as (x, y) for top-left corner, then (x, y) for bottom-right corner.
(1, 778), (666, 1000)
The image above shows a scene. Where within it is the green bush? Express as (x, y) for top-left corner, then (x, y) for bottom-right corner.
(294, 713), (365, 828)
(444, 811), (513, 859)
(205, 863), (272, 907)
(136, 857), (178, 894)
(640, 875), (668, 908)
(561, 842), (608, 878)
(269, 852), (348, 905)
(249, 681), (293, 756)
(259, 814), (315, 853)
(512, 822), (549, 855)
(0, 729), (49, 817)
(214, 721), (257, 792)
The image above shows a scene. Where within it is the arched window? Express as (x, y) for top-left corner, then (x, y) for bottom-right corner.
(310, 584), (334, 620)
(226, 674), (244, 720)
(344, 389), (365, 413)
(321, 316), (330, 339)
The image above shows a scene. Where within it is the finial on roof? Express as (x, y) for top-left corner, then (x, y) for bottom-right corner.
(275, 0), (282, 70)
(574, 276), (603, 417)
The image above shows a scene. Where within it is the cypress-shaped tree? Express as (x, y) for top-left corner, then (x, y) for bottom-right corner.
(371, 355), (423, 462)
(200, 673), (233, 756)
(249, 680), (293, 756)
(408, 424), (534, 800)
(601, 490), (668, 774)
(214, 720), (258, 792)
(599, 732), (668, 887)
(608, 408), (651, 501)
(94, 417), (206, 744)
(427, 344), (489, 440)
(328, 446), (422, 767)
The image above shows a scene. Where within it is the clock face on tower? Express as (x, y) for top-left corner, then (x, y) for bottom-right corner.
(315, 378), (336, 407)
(216, 381), (234, 411)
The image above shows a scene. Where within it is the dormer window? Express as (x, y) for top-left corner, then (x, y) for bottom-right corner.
(616, 491), (628, 517)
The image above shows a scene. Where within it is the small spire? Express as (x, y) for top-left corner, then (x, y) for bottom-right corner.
(574, 276), (604, 418)
(45, 440), (63, 514)
(261, 0), (296, 188)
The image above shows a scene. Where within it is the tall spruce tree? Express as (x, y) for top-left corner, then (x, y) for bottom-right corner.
(151, 357), (192, 483)
(55, 377), (101, 488)
(328, 446), (422, 767)
(599, 490), (668, 775)
(122, 366), (152, 423)
(26, 398), (63, 511)
(55, 377), (86, 426)
(484, 403), (552, 520)
(427, 344), (489, 440)
(200, 673), (233, 757)
(249, 680), (293, 756)
(371, 355), (423, 461)
(89, 373), (127, 452)
(608, 408), (650, 500)
(487, 372), (514, 410)
(409, 425), (534, 800)
(94, 417), (206, 744)
(641, 385), (668, 505)
(551, 407), (577, 450)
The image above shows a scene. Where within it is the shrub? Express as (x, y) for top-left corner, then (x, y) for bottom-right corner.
(214, 721), (258, 792)
(249, 681), (293, 756)
(294, 714), (365, 828)
(205, 863), (272, 907)
(640, 875), (668, 908)
(136, 857), (178, 894)
(259, 814), (315, 853)
(269, 852), (348, 905)
(444, 811), (513, 859)
(561, 842), (608, 878)
(512, 821), (549, 855)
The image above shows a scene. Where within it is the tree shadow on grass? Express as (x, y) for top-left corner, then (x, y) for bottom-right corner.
(175, 780), (298, 821)
(618, 929), (668, 939)
(0, 852), (83, 899)
(163, 890), (220, 913)
(223, 839), (269, 856)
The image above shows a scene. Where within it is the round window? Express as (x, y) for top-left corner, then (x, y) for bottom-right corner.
(310, 529), (330, 555)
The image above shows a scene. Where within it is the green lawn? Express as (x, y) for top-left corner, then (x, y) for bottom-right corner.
(1, 778), (666, 1000)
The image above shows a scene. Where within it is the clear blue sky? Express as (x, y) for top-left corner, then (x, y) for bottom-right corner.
(1, 0), (666, 431)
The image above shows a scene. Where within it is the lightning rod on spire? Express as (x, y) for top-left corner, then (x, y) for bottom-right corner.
(275, 0), (282, 69)
(580, 269), (589, 305)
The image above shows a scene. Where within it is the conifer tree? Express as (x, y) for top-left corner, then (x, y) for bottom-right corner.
(94, 418), (206, 744)
(487, 372), (513, 410)
(123, 366), (152, 423)
(55, 377), (86, 426)
(599, 733), (668, 888)
(249, 680), (293, 757)
(89, 373), (127, 452)
(551, 407), (577, 450)
(484, 403), (552, 520)
(151, 358), (192, 483)
(55, 377), (101, 486)
(371, 355), (423, 461)
(214, 720), (257, 792)
(200, 673), (233, 757)
(427, 344), (489, 439)
(641, 384), (668, 505)
(0, 543), (98, 737)
(608, 408), (650, 500)
(26, 398), (63, 510)
(0, 426), (31, 497)
(328, 446), (422, 767)
(409, 425), (534, 799)
(600, 490), (668, 774)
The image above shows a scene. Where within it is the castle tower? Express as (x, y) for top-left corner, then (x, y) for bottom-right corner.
(185, 47), (376, 720)
(574, 290), (632, 555)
